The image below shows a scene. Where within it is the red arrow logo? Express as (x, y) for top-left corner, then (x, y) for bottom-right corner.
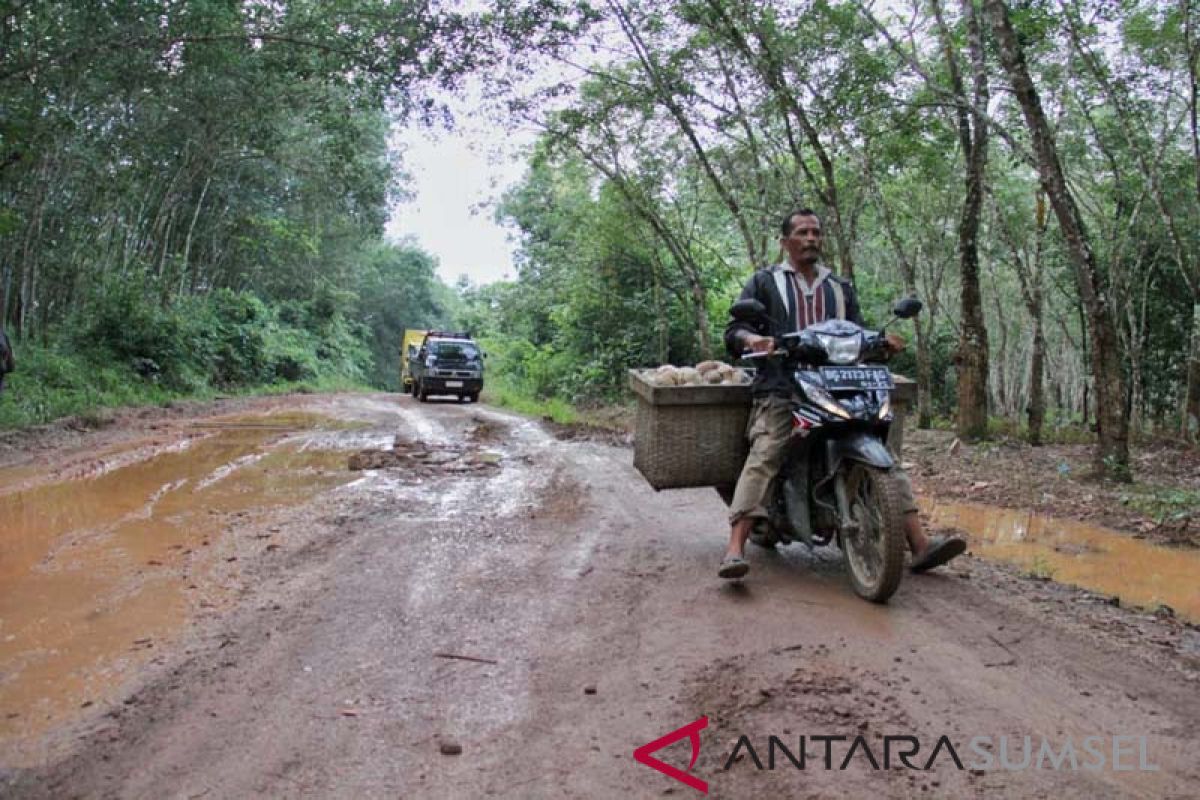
(633, 716), (709, 794)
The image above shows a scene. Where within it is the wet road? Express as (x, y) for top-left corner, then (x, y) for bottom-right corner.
(0, 393), (1198, 799)
(0, 413), (368, 745)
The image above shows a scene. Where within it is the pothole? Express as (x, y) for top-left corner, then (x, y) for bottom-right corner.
(348, 434), (503, 478)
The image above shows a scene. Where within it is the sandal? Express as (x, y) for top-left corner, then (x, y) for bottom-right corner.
(718, 555), (750, 580)
(910, 535), (967, 573)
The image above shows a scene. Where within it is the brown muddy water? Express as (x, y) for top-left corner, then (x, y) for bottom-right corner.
(925, 500), (1200, 622)
(0, 413), (365, 757)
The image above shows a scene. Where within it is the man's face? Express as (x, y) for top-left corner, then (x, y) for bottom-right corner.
(781, 214), (822, 266)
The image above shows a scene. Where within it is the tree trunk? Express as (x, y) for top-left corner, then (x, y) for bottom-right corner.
(991, 288), (1009, 416)
(953, 0), (990, 440)
(1028, 313), (1046, 446)
(917, 323), (934, 429)
(985, 0), (1130, 480)
(1, 261), (12, 328)
(690, 282), (712, 361)
(1186, 303), (1200, 439)
(1026, 209), (1048, 446)
(699, 0), (854, 278)
(607, 0), (766, 270)
(857, 141), (936, 425)
(178, 175), (212, 296)
(651, 255), (669, 365)
(18, 168), (49, 338)
(1185, 2), (1200, 440)
(1123, 264), (1154, 437)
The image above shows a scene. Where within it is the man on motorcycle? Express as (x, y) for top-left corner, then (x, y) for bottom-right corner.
(718, 209), (965, 580)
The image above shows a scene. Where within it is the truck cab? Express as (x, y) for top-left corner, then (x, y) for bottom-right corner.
(411, 331), (484, 403)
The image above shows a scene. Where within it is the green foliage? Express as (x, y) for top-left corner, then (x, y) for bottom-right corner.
(1024, 554), (1057, 582)
(0, 0), (507, 349)
(1119, 485), (1200, 525)
(0, 279), (379, 430)
(351, 241), (453, 390)
(480, 374), (580, 425)
(0, 298), (374, 429)
(981, 414), (1097, 445)
(0, 344), (173, 429)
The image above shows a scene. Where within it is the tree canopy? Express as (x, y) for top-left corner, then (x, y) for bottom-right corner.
(4, 0), (1198, 479)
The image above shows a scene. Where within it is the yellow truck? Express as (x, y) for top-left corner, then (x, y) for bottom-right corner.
(399, 329), (427, 393)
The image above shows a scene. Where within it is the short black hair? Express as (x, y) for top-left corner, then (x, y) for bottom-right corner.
(781, 208), (821, 237)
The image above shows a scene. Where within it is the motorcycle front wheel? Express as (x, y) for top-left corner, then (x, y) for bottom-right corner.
(841, 464), (907, 603)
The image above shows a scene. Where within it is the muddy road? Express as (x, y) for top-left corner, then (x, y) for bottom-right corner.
(0, 393), (1198, 799)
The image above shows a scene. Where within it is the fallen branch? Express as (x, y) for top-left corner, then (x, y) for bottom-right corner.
(434, 651), (499, 665)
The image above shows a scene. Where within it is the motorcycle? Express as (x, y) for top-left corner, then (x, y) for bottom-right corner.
(726, 296), (923, 603)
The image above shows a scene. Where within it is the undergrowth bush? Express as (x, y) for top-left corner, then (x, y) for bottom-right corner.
(0, 344), (172, 428)
(0, 284), (372, 429)
(479, 374), (579, 424)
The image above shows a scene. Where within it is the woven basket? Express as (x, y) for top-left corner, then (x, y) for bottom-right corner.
(629, 369), (752, 490)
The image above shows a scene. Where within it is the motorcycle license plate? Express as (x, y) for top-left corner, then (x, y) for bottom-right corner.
(445, 380), (464, 388)
(820, 366), (893, 390)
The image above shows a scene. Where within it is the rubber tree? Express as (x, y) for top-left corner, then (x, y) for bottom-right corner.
(984, 0), (1130, 479)
(687, 0), (862, 280)
(932, 0), (991, 440)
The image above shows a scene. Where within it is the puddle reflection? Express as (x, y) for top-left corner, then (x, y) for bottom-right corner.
(924, 500), (1200, 622)
(0, 414), (358, 755)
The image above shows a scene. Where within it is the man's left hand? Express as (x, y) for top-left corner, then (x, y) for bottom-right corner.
(885, 333), (906, 354)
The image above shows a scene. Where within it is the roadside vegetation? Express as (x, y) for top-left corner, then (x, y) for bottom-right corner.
(0, 286), (374, 428)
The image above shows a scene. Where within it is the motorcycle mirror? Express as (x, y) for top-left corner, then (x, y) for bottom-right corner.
(730, 298), (768, 322)
(893, 297), (923, 319)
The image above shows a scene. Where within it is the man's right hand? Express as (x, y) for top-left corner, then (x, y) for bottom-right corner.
(742, 334), (775, 355)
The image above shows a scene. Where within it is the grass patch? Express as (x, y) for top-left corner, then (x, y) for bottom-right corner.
(1118, 485), (1200, 525)
(243, 374), (373, 398)
(1024, 554), (1057, 581)
(921, 414), (1098, 446)
(0, 345), (171, 428)
(480, 377), (579, 425)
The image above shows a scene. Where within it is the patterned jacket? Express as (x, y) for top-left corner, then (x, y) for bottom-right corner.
(724, 263), (863, 397)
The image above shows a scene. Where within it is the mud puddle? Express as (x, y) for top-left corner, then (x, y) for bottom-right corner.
(925, 500), (1200, 621)
(0, 412), (362, 757)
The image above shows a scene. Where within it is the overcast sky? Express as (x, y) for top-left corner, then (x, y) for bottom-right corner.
(384, 123), (530, 288)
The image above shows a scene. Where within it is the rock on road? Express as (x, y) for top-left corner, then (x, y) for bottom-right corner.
(1, 393), (1197, 799)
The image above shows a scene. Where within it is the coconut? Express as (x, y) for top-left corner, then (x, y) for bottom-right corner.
(648, 365), (677, 386)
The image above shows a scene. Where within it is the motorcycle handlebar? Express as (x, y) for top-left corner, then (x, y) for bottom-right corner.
(739, 331), (891, 361)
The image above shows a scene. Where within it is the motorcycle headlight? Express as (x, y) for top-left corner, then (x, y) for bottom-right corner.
(815, 333), (862, 365)
(798, 377), (852, 420)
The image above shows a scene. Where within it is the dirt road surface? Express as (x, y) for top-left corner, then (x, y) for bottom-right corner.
(1, 393), (1197, 799)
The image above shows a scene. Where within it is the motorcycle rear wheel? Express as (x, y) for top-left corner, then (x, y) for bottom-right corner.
(842, 464), (907, 603)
